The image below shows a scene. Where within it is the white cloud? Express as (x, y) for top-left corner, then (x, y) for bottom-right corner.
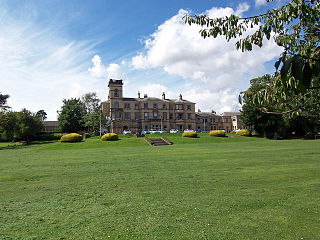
(255, 0), (267, 7)
(235, 2), (250, 16)
(88, 55), (106, 78)
(131, 6), (283, 114)
(106, 63), (123, 80)
(139, 83), (168, 98)
(88, 55), (123, 80)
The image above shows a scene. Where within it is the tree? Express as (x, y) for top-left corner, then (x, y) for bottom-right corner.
(36, 110), (47, 121)
(16, 109), (43, 143)
(240, 75), (319, 138)
(0, 92), (10, 111)
(0, 109), (43, 143)
(81, 92), (102, 133)
(57, 98), (85, 133)
(185, 0), (320, 113)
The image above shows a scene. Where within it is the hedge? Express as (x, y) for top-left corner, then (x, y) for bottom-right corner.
(182, 131), (197, 138)
(101, 133), (118, 141)
(236, 129), (252, 136)
(60, 133), (83, 142)
(209, 130), (225, 137)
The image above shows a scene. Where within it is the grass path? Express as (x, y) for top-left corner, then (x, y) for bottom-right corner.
(0, 134), (319, 239)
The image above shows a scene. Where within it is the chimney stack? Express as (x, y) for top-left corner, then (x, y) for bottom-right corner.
(212, 110), (216, 114)
(144, 94), (148, 98)
(162, 92), (166, 100)
(198, 109), (201, 112)
(179, 94), (182, 100)
(138, 91), (141, 98)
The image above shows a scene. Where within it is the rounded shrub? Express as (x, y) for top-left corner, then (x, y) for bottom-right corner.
(182, 131), (197, 138)
(209, 130), (225, 137)
(60, 133), (83, 142)
(236, 129), (252, 136)
(101, 133), (118, 141)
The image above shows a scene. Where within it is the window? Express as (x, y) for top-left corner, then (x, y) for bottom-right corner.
(114, 102), (119, 109)
(187, 105), (191, 110)
(169, 113), (173, 120)
(153, 103), (157, 109)
(163, 112), (167, 120)
(175, 104), (184, 110)
(162, 104), (166, 109)
(210, 118), (213, 123)
(153, 112), (158, 119)
(232, 117), (236, 121)
(124, 103), (130, 109)
(176, 113), (183, 120)
(124, 113), (130, 120)
(213, 118), (216, 122)
(144, 103), (148, 109)
(226, 118), (229, 122)
(187, 113), (191, 120)
(214, 126), (217, 130)
(114, 89), (119, 97)
(144, 112), (149, 120)
(135, 103), (139, 110)
(197, 118), (200, 123)
(135, 113), (139, 120)
(204, 118), (207, 123)
(188, 125), (191, 129)
(169, 105), (173, 110)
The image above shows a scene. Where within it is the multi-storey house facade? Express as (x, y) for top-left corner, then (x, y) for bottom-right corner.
(101, 79), (196, 134)
(195, 111), (233, 132)
(100, 79), (247, 134)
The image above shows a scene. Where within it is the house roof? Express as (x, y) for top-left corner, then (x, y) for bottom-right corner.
(221, 112), (240, 116)
(121, 97), (195, 104)
(43, 121), (58, 127)
(195, 112), (220, 117)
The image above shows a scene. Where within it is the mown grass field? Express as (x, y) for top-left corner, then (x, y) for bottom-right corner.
(0, 133), (319, 239)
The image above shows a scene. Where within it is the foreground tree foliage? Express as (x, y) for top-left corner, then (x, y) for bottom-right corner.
(240, 76), (319, 138)
(0, 92), (10, 111)
(82, 92), (104, 134)
(0, 109), (43, 143)
(185, 0), (320, 114)
(57, 98), (86, 133)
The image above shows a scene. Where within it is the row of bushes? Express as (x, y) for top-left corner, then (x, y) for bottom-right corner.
(59, 129), (253, 142)
(181, 129), (252, 138)
(59, 133), (119, 142)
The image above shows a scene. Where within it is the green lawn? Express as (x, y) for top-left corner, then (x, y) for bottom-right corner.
(0, 134), (319, 239)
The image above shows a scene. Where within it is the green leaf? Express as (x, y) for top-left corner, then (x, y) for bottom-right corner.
(291, 55), (303, 81)
(280, 57), (293, 85)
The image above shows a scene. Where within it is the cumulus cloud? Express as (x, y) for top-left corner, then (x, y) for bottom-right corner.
(88, 55), (106, 78)
(131, 6), (282, 113)
(106, 63), (123, 79)
(88, 55), (123, 79)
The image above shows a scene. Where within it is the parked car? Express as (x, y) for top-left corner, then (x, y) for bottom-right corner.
(149, 129), (159, 134)
(183, 129), (194, 132)
(170, 129), (179, 133)
(158, 129), (167, 133)
(123, 129), (131, 135)
(141, 129), (150, 134)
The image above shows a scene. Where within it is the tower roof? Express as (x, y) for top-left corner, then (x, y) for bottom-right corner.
(108, 79), (123, 86)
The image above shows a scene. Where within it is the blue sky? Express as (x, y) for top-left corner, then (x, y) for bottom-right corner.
(1, 0), (284, 120)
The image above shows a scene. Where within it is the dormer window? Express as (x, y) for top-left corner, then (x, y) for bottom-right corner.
(114, 89), (119, 97)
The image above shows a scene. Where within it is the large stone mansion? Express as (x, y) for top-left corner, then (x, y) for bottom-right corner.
(101, 79), (244, 134)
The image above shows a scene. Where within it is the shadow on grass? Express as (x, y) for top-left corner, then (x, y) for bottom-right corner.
(0, 140), (57, 150)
